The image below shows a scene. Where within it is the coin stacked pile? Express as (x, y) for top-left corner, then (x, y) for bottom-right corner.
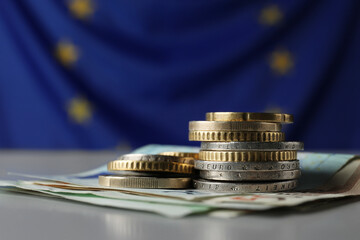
(189, 112), (304, 193)
(98, 153), (197, 189)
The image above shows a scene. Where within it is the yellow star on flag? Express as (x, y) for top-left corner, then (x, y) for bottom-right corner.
(67, 96), (93, 124)
(259, 5), (283, 26)
(55, 39), (80, 67)
(269, 49), (294, 75)
(68, 0), (95, 20)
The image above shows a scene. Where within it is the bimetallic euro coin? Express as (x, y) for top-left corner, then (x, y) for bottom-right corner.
(189, 121), (281, 132)
(206, 112), (293, 123)
(199, 150), (297, 162)
(116, 154), (194, 164)
(200, 142), (304, 151)
(189, 131), (285, 142)
(199, 169), (301, 181)
(194, 160), (300, 171)
(99, 175), (191, 189)
(193, 179), (297, 192)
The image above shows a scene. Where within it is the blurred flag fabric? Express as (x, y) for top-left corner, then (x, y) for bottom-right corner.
(0, 0), (359, 150)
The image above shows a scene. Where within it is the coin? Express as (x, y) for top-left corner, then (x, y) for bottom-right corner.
(194, 160), (300, 171)
(99, 175), (192, 189)
(193, 179), (297, 192)
(189, 131), (285, 142)
(206, 112), (293, 123)
(108, 170), (191, 178)
(189, 121), (281, 132)
(199, 150), (297, 162)
(116, 154), (194, 164)
(159, 152), (199, 159)
(199, 169), (301, 181)
(200, 142), (304, 151)
(107, 160), (194, 174)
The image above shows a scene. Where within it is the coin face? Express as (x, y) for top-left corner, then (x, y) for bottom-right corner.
(194, 160), (300, 171)
(199, 150), (297, 162)
(189, 131), (285, 142)
(99, 175), (192, 189)
(206, 112), (293, 123)
(200, 142), (304, 151)
(189, 121), (282, 132)
(193, 179), (298, 192)
(199, 169), (301, 181)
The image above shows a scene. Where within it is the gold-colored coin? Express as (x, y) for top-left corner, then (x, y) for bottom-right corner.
(189, 131), (285, 142)
(159, 152), (199, 159)
(99, 175), (191, 189)
(206, 112), (293, 123)
(107, 160), (193, 174)
(189, 121), (281, 132)
(199, 150), (297, 162)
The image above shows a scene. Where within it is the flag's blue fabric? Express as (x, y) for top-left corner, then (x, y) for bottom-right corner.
(0, 0), (359, 150)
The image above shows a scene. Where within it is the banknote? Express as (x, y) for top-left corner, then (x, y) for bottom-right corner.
(1, 144), (359, 217)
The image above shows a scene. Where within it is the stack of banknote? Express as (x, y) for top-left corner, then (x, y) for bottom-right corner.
(189, 112), (304, 192)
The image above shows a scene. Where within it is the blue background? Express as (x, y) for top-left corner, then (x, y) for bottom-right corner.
(0, 0), (359, 150)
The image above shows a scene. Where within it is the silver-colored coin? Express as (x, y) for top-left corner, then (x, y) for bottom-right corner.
(194, 160), (300, 171)
(193, 179), (297, 193)
(116, 154), (194, 164)
(199, 169), (301, 181)
(201, 142), (304, 151)
(99, 175), (191, 189)
(189, 121), (282, 132)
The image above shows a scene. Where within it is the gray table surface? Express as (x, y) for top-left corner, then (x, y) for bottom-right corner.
(0, 150), (359, 240)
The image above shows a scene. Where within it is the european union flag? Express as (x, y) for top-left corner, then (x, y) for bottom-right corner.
(0, 0), (359, 150)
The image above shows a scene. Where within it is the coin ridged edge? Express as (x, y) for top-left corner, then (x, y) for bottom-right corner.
(189, 121), (282, 132)
(194, 160), (300, 171)
(205, 112), (294, 123)
(189, 131), (285, 142)
(108, 160), (194, 174)
(199, 150), (297, 162)
(159, 152), (199, 159)
(99, 175), (191, 189)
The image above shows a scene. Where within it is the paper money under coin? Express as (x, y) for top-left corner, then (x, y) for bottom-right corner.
(1, 144), (360, 218)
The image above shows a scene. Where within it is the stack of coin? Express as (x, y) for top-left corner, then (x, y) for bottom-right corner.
(189, 112), (304, 193)
(98, 153), (197, 189)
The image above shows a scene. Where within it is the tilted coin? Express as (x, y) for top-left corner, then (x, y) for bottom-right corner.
(199, 150), (297, 162)
(189, 121), (281, 132)
(194, 160), (300, 171)
(189, 131), (285, 142)
(201, 142), (304, 151)
(159, 152), (199, 159)
(193, 179), (297, 193)
(199, 169), (301, 181)
(206, 112), (293, 123)
(116, 154), (194, 164)
(99, 175), (191, 189)
(108, 160), (193, 174)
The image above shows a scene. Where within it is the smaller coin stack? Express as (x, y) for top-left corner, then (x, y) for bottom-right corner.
(189, 112), (304, 193)
(98, 153), (197, 189)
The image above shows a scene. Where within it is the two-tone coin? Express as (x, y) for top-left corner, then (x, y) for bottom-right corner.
(189, 131), (285, 142)
(199, 169), (301, 181)
(193, 179), (297, 192)
(194, 160), (300, 171)
(200, 142), (304, 151)
(99, 175), (191, 189)
(199, 150), (297, 162)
